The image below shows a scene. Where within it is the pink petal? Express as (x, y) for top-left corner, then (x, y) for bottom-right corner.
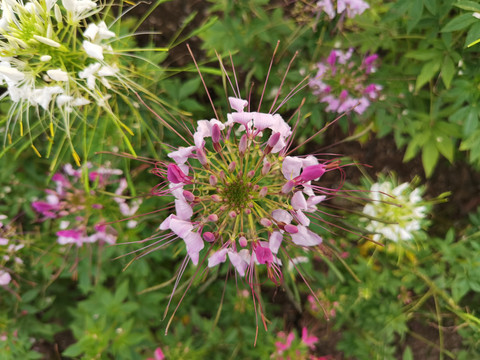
(291, 191), (308, 210)
(208, 248), (228, 267)
(269, 231), (283, 254)
(255, 245), (273, 264)
(290, 226), (322, 246)
(231, 112), (253, 127)
(252, 112), (274, 131)
(228, 250), (249, 277)
(0, 271), (11, 286)
(169, 217), (193, 238)
(282, 156), (303, 179)
(296, 210), (310, 226)
(167, 146), (196, 164)
(154, 347), (165, 360)
(301, 327), (319, 349)
(183, 231), (204, 265)
(167, 164), (188, 184)
(175, 199), (193, 220)
(272, 209), (293, 224)
(228, 97), (248, 112)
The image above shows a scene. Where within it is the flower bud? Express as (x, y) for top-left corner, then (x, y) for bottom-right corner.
(239, 236), (247, 247)
(260, 218), (272, 227)
(211, 195), (222, 202)
(264, 132), (281, 155)
(228, 161), (236, 172)
(239, 134), (248, 157)
(203, 231), (215, 242)
(299, 164), (326, 182)
(183, 190), (195, 202)
(212, 124), (222, 152)
(208, 214), (218, 222)
(229, 210), (237, 218)
(209, 175), (217, 186)
(197, 147), (208, 166)
(261, 161), (271, 175)
(259, 186), (268, 197)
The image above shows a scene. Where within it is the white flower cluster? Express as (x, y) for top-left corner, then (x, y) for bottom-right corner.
(363, 180), (428, 242)
(0, 0), (121, 117)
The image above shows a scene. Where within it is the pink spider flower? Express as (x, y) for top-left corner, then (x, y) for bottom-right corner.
(32, 163), (139, 247)
(316, 0), (370, 19)
(136, 44), (350, 339)
(309, 48), (382, 115)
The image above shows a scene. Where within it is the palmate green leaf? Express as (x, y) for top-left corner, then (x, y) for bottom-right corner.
(441, 13), (477, 32)
(441, 56), (455, 88)
(422, 138), (439, 177)
(415, 59), (441, 91)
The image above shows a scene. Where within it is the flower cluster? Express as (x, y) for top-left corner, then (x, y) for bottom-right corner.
(152, 95), (343, 287)
(32, 163), (141, 247)
(315, 0), (369, 19)
(309, 48), (382, 115)
(0, 0), (137, 152)
(273, 327), (330, 360)
(362, 179), (429, 242)
(0, 215), (23, 288)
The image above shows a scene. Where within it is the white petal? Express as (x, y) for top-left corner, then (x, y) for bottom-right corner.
(47, 69), (69, 82)
(83, 40), (104, 60)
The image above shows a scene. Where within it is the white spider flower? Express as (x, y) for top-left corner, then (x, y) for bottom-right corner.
(362, 179), (429, 242)
(0, 0), (161, 164)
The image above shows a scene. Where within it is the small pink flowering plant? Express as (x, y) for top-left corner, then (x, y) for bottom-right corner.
(309, 48), (382, 115)
(32, 163), (141, 248)
(273, 326), (329, 360)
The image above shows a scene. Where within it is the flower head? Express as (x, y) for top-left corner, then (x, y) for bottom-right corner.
(309, 48), (382, 115)
(32, 163), (141, 247)
(362, 178), (430, 242)
(0, 0), (159, 163)
(139, 48), (350, 336)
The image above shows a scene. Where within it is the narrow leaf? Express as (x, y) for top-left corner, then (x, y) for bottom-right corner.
(422, 139), (439, 177)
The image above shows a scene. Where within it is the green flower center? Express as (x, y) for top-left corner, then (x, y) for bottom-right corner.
(223, 180), (252, 211)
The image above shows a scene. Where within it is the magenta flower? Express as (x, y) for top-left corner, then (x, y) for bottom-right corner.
(309, 48), (382, 115)
(275, 331), (295, 353)
(146, 347), (165, 360)
(301, 327), (319, 349)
